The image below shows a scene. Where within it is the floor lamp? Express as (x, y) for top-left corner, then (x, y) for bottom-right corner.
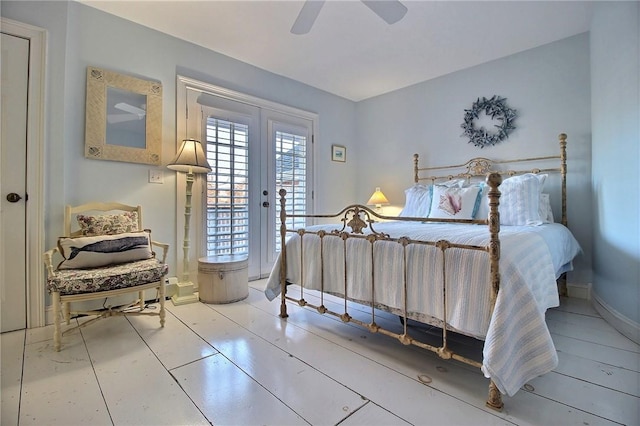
(167, 138), (211, 305)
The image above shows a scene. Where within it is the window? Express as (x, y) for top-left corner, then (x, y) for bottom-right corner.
(204, 118), (249, 256)
(274, 129), (308, 252)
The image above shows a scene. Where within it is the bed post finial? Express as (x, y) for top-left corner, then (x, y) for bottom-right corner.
(413, 154), (419, 184)
(558, 133), (567, 227)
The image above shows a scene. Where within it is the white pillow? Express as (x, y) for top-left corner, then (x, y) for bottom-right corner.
(428, 184), (482, 220)
(539, 193), (554, 223)
(398, 184), (432, 217)
(57, 231), (153, 270)
(474, 174), (550, 224)
(499, 173), (546, 225)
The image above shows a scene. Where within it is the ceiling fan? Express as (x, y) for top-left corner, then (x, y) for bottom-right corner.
(291, 0), (408, 35)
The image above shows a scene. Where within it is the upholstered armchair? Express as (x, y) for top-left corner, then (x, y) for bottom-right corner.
(44, 202), (169, 351)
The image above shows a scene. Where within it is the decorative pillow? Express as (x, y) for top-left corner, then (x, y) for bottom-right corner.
(539, 193), (554, 223)
(498, 173), (546, 226)
(474, 184), (490, 220)
(474, 174), (549, 224)
(398, 184), (432, 217)
(77, 211), (139, 236)
(57, 231), (152, 270)
(428, 184), (482, 220)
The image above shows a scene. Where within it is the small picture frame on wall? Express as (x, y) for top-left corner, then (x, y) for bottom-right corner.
(332, 145), (346, 162)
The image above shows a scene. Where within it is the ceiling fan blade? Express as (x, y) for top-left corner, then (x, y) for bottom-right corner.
(107, 113), (143, 124)
(291, 0), (325, 35)
(361, 0), (407, 25)
(114, 102), (146, 118)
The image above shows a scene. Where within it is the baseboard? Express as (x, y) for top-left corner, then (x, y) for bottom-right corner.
(591, 291), (640, 345)
(566, 282), (591, 299)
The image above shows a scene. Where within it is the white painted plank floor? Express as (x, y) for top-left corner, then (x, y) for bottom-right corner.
(1, 280), (638, 425)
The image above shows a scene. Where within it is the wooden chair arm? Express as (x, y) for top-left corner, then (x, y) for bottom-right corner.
(151, 241), (169, 263)
(44, 247), (60, 277)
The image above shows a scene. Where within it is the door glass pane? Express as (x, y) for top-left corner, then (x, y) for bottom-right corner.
(275, 130), (307, 252)
(204, 117), (249, 256)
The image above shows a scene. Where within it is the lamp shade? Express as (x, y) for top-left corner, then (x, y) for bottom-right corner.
(167, 138), (211, 174)
(367, 187), (389, 206)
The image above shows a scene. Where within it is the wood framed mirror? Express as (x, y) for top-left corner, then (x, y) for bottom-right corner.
(85, 66), (162, 165)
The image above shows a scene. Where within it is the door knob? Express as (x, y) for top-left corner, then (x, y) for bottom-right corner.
(6, 193), (22, 203)
(262, 201), (270, 208)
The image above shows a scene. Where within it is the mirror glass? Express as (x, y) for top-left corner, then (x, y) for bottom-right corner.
(85, 67), (162, 165)
(106, 87), (147, 148)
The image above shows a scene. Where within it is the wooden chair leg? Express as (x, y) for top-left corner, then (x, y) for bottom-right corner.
(63, 301), (70, 325)
(53, 292), (62, 352)
(159, 280), (166, 327)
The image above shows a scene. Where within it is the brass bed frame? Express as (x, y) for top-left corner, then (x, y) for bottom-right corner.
(276, 133), (568, 410)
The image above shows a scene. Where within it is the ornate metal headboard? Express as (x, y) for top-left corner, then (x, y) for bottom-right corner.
(413, 133), (568, 226)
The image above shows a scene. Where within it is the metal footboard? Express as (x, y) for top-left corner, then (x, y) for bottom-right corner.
(277, 173), (505, 410)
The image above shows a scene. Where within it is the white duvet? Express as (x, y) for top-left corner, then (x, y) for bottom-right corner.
(264, 221), (581, 396)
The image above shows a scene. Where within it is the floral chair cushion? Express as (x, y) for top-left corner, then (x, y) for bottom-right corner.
(77, 211), (139, 236)
(47, 258), (168, 296)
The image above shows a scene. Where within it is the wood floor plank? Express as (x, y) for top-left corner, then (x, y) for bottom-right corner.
(171, 353), (308, 425)
(528, 369), (639, 425)
(340, 401), (411, 425)
(556, 349), (640, 397)
(18, 325), (112, 425)
(547, 308), (626, 335)
(556, 297), (600, 317)
(547, 317), (640, 352)
(167, 301), (368, 425)
(80, 316), (209, 426)
(552, 333), (640, 372)
(1, 330), (25, 426)
(127, 307), (218, 370)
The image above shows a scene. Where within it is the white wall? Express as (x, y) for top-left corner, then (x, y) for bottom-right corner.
(354, 34), (593, 284)
(590, 2), (640, 326)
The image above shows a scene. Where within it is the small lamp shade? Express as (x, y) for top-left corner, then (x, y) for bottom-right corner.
(367, 187), (390, 207)
(167, 138), (211, 174)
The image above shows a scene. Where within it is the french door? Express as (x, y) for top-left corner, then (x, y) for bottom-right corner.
(184, 85), (314, 279)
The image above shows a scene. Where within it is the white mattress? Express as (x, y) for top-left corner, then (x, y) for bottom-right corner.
(264, 221), (581, 396)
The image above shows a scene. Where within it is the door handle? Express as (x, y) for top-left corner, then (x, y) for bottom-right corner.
(6, 193), (22, 203)
(262, 201), (270, 208)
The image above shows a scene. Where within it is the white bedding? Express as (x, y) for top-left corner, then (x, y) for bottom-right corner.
(264, 221), (581, 396)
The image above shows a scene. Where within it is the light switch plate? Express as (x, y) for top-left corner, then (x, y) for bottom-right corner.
(149, 169), (163, 184)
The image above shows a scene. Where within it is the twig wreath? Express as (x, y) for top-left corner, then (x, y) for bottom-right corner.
(461, 96), (517, 148)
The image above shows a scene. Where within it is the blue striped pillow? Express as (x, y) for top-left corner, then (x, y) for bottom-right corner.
(499, 174), (546, 225)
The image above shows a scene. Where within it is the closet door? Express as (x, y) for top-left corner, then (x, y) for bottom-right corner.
(1, 32), (29, 332)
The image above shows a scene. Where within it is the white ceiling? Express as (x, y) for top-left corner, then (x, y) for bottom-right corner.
(78, 0), (595, 101)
